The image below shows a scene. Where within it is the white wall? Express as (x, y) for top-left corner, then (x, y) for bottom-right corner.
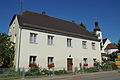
(101, 38), (111, 53)
(8, 16), (21, 69)
(18, 28), (101, 70)
(105, 49), (118, 54)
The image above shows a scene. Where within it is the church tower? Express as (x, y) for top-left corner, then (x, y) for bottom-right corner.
(94, 21), (103, 47)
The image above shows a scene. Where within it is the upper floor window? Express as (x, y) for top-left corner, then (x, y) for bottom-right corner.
(82, 41), (87, 49)
(48, 35), (54, 45)
(67, 38), (72, 47)
(30, 33), (37, 43)
(92, 42), (95, 50)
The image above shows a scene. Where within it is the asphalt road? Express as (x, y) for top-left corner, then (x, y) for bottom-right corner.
(15, 70), (120, 80)
(61, 71), (120, 80)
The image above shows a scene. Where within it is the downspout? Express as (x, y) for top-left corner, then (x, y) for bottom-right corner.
(17, 27), (22, 70)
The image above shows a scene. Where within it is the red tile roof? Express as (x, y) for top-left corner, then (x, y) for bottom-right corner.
(105, 43), (118, 50)
(10, 10), (98, 41)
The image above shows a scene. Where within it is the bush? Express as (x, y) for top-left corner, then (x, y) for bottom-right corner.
(41, 68), (52, 75)
(84, 67), (99, 73)
(25, 65), (41, 76)
(102, 62), (118, 71)
(54, 69), (67, 75)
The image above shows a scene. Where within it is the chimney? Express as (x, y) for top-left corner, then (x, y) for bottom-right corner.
(42, 11), (46, 15)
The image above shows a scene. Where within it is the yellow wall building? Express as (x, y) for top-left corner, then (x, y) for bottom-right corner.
(115, 53), (120, 66)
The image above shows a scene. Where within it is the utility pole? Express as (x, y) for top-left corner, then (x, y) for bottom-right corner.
(20, 0), (23, 12)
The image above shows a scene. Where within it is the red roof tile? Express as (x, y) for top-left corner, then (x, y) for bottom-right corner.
(105, 43), (118, 50)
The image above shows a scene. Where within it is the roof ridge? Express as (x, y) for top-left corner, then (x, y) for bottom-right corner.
(21, 10), (78, 25)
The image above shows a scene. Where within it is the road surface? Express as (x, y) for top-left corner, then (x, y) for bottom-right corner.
(61, 70), (120, 80)
(15, 70), (120, 80)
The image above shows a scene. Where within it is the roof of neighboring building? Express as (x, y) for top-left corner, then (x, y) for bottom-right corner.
(103, 38), (108, 45)
(10, 10), (98, 41)
(105, 43), (118, 50)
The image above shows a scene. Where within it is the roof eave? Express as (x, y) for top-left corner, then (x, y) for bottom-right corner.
(20, 23), (99, 41)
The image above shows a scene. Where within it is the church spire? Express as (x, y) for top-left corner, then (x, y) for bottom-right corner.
(94, 21), (101, 32)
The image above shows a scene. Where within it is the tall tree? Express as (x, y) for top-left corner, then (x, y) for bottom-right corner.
(116, 40), (120, 52)
(0, 33), (15, 68)
(80, 22), (86, 29)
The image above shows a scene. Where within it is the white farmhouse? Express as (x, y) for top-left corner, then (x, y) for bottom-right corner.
(8, 10), (101, 71)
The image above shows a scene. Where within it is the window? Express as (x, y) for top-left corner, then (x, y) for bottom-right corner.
(48, 35), (54, 45)
(92, 42), (95, 50)
(83, 58), (88, 66)
(82, 41), (87, 49)
(30, 33), (37, 43)
(93, 58), (97, 66)
(14, 34), (16, 43)
(48, 57), (54, 68)
(83, 58), (87, 62)
(67, 38), (72, 47)
(29, 56), (37, 67)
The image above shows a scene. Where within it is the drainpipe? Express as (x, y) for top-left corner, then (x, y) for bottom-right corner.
(17, 27), (22, 71)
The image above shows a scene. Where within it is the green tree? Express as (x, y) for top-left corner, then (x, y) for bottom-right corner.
(116, 40), (120, 52)
(109, 52), (117, 61)
(0, 33), (15, 68)
(80, 22), (86, 29)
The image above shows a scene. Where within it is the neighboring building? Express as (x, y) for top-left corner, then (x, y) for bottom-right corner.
(115, 53), (120, 67)
(8, 10), (101, 71)
(93, 22), (118, 60)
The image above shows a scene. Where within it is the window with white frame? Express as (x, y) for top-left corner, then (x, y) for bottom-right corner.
(67, 38), (72, 47)
(83, 58), (87, 63)
(29, 56), (37, 67)
(48, 57), (54, 64)
(48, 35), (54, 45)
(48, 57), (54, 68)
(92, 42), (95, 50)
(30, 33), (37, 43)
(82, 41), (87, 49)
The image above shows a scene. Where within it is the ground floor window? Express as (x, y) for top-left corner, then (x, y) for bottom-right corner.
(29, 56), (37, 67)
(83, 58), (88, 66)
(93, 58), (97, 66)
(48, 57), (54, 68)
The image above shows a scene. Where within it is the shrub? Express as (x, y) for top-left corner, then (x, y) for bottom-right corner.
(41, 68), (52, 75)
(54, 69), (67, 75)
(84, 67), (99, 72)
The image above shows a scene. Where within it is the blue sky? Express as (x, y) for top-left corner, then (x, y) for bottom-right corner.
(0, 0), (120, 43)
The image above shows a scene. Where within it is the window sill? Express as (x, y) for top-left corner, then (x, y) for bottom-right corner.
(48, 44), (54, 46)
(30, 42), (38, 44)
(67, 46), (72, 48)
(83, 47), (87, 49)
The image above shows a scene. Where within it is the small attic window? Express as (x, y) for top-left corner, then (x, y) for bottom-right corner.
(13, 22), (15, 29)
